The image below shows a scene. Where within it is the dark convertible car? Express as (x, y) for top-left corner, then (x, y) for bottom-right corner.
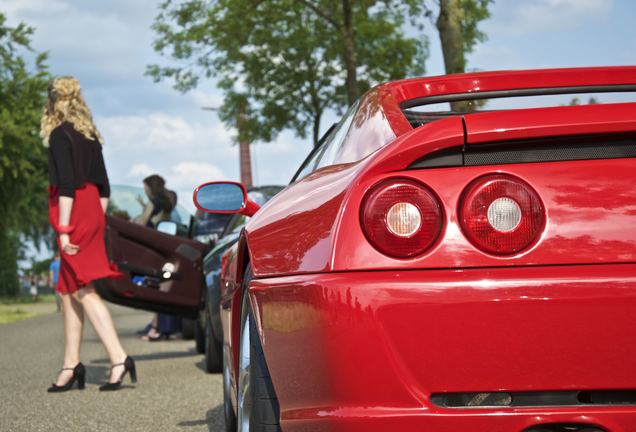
(199, 186), (283, 372)
(96, 185), (282, 366)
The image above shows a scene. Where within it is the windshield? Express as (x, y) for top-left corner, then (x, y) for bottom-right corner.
(107, 184), (190, 222)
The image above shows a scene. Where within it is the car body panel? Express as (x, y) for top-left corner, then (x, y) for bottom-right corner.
(245, 116), (467, 278)
(244, 162), (360, 277)
(245, 104), (636, 278)
(97, 215), (206, 317)
(249, 264), (636, 432)
(464, 102), (636, 144)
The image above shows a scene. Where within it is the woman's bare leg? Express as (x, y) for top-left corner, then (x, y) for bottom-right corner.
(56, 293), (84, 385)
(74, 285), (127, 383)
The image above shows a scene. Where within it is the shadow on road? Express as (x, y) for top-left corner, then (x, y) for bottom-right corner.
(91, 349), (199, 364)
(194, 358), (221, 374)
(176, 404), (225, 431)
(84, 364), (110, 385)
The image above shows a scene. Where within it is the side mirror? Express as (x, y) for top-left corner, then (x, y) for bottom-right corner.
(193, 181), (260, 217)
(156, 220), (178, 236)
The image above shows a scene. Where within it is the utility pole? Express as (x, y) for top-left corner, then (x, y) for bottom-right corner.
(202, 104), (253, 187)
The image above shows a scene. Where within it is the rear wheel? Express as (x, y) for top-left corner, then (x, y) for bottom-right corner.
(223, 345), (237, 432)
(236, 265), (280, 432)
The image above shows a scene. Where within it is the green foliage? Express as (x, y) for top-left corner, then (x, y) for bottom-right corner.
(458, 0), (492, 56)
(148, 0), (429, 146)
(29, 256), (53, 276)
(0, 13), (50, 296)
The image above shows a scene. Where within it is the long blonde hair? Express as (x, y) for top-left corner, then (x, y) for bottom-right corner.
(40, 76), (104, 146)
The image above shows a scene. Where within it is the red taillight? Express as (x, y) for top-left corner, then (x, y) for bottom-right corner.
(459, 174), (545, 256)
(361, 179), (443, 258)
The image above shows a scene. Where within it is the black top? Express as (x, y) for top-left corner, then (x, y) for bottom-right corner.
(146, 198), (173, 228)
(48, 122), (110, 198)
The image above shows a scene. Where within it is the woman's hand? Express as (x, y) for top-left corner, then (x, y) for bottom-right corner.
(59, 234), (80, 255)
(136, 194), (147, 207)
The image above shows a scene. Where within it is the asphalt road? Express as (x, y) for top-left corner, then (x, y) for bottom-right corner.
(0, 303), (225, 432)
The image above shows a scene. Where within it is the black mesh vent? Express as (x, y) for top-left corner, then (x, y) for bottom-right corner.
(430, 389), (636, 408)
(408, 134), (636, 169)
(465, 140), (636, 166)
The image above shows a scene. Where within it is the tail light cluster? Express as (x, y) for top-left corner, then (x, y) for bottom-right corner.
(459, 175), (545, 255)
(361, 179), (443, 258)
(360, 174), (545, 259)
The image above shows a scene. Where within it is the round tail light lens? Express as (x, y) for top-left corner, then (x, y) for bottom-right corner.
(459, 174), (545, 255)
(361, 179), (443, 258)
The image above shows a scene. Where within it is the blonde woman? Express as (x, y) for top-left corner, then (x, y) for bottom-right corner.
(43, 76), (136, 392)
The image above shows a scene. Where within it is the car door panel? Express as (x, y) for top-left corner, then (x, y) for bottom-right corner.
(95, 215), (206, 318)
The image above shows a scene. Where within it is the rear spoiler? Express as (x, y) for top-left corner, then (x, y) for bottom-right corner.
(376, 66), (636, 137)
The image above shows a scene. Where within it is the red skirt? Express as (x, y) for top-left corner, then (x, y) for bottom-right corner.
(49, 183), (121, 294)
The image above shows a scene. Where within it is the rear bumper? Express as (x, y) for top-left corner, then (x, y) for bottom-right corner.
(249, 264), (636, 432)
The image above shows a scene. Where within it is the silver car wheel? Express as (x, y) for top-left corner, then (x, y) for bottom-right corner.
(237, 313), (251, 432)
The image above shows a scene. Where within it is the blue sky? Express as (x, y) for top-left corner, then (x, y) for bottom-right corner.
(3, 0), (635, 214)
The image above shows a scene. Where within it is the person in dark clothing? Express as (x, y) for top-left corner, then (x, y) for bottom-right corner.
(43, 76), (135, 392)
(134, 176), (181, 341)
(135, 174), (172, 228)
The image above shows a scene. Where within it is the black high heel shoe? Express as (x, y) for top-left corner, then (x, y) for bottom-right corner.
(47, 363), (85, 393)
(99, 356), (137, 391)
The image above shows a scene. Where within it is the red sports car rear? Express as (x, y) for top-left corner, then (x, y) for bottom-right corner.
(211, 66), (636, 432)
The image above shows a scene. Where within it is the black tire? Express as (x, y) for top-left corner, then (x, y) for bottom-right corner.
(195, 317), (205, 354)
(181, 318), (195, 340)
(223, 346), (237, 432)
(237, 265), (281, 432)
(204, 315), (222, 373)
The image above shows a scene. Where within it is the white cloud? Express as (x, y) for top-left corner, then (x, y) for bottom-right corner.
(97, 112), (236, 156)
(168, 161), (225, 189)
(2, 0), (69, 15)
(128, 163), (155, 178)
(99, 114), (195, 150)
(188, 90), (225, 109)
(265, 137), (296, 155)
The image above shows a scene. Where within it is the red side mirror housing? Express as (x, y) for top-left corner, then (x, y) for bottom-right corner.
(193, 181), (261, 217)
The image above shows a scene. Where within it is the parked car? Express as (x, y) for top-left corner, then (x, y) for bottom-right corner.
(193, 67), (636, 432)
(197, 186), (283, 372)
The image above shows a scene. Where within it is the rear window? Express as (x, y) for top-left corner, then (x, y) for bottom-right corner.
(292, 92), (396, 182)
(403, 88), (636, 128)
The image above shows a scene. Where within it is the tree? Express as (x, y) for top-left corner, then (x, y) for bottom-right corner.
(148, 0), (428, 147)
(435, 0), (492, 111)
(148, 1), (492, 148)
(435, 0), (492, 75)
(0, 14), (50, 296)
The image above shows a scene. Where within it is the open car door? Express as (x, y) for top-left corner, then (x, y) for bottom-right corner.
(95, 215), (206, 319)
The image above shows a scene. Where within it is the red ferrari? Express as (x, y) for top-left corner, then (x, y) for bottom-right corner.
(194, 67), (636, 432)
